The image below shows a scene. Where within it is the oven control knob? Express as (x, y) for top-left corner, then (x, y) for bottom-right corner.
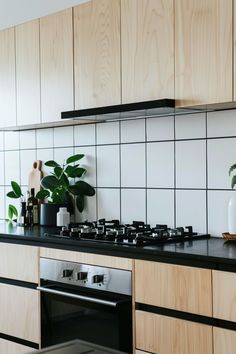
(62, 269), (73, 278)
(77, 272), (88, 281)
(92, 274), (104, 284)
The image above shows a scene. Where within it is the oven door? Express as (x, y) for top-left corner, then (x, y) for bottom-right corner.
(38, 282), (132, 353)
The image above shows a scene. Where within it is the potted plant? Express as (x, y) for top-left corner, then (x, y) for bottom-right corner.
(36, 153), (95, 226)
(6, 153), (95, 226)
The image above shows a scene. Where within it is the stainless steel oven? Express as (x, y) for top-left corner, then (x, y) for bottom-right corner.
(37, 258), (132, 353)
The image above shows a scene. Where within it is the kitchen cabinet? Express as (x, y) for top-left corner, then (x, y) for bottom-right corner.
(74, 0), (121, 109)
(0, 243), (39, 283)
(214, 327), (236, 354)
(40, 9), (74, 123)
(0, 27), (16, 128)
(135, 310), (213, 354)
(40, 247), (132, 270)
(212, 270), (236, 322)
(0, 283), (40, 343)
(0, 338), (35, 354)
(15, 20), (41, 126)
(121, 0), (174, 103)
(175, 0), (232, 107)
(135, 260), (212, 316)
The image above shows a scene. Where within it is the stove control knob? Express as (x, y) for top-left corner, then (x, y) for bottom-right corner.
(62, 269), (73, 278)
(77, 272), (88, 281)
(92, 274), (104, 284)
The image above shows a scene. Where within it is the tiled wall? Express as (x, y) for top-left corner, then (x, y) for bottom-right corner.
(1, 109), (236, 236)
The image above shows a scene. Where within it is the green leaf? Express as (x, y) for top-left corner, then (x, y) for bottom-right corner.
(51, 188), (66, 204)
(41, 175), (59, 191)
(231, 175), (236, 189)
(229, 164), (236, 176)
(11, 181), (22, 198)
(66, 154), (84, 164)
(36, 189), (50, 200)
(68, 184), (81, 196)
(7, 191), (18, 199)
(76, 195), (84, 212)
(67, 167), (86, 178)
(75, 181), (95, 196)
(54, 166), (64, 178)
(8, 204), (18, 220)
(59, 173), (69, 187)
(45, 160), (59, 167)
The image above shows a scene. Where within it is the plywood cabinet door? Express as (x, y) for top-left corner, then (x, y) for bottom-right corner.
(0, 28), (16, 128)
(74, 0), (121, 109)
(0, 339), (35, 354)
(213, 270), (236, 322)
(214, 327), (236, 354)
(121, 0), (174, 103)
(15, 19), (41, 126)
(40, 9), (74, 122)
(135, 260), (212, 316)
(0, 284), (40, 343)
(175, 0), (232, 107)
(136, 310), (213, 354)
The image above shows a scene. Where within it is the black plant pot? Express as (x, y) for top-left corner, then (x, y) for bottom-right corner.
(40, 203), (62, 226)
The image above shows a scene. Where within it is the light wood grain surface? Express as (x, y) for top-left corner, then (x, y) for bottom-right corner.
(213, 270), (236, 321)
(0, 339), (35, 354)
(40, 247), (132, 270)
(74, 0), (121, 109)
(0, 284), (40, 343)
(40, 9), (74, 122)
(121, 0), (174, 103)
(175, 0), (232, 106)
(0, 27), (16, 128)
(136, 310), (213, 354)
(135, 260), (212, 316)
(214, 327), (236, 354)
(0, 243), (39, 283)
(15, 19), (41, 126)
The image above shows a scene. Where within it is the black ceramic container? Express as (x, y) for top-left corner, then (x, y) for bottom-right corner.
(40, 203), (61, 226)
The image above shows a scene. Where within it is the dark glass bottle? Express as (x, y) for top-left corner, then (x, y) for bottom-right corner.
(27, 188), (39, 224)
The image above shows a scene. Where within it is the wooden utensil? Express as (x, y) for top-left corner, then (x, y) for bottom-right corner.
(28, 160), (43, 195)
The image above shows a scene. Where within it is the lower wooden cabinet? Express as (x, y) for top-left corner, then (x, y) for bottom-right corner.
(0, 284), (40, 343)
(135, 310), (213, 354)
(135, 350), (151, 354)
(214, 327), (236, 354)
(135, 260), (212, 316)
(213, 270), (236, 322)
(0, 339), (35, 354)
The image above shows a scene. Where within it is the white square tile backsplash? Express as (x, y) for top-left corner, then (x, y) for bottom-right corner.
(1, 110), (236, 237)
(176, 140), (206, 188)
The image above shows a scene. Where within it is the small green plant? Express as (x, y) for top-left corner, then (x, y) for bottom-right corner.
(7, 181), (23, 220)
(36, 153), (95, 212)
(229, 164), (236, 188)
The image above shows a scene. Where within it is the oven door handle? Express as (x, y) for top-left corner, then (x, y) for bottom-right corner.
(37, 286), (120, 307)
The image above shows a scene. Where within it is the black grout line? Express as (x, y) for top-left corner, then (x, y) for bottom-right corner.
(145, 117), (148, 224)
(173, 115), (177, 228)
(119, 120), (122, 222)
(205, 112), (209, 234)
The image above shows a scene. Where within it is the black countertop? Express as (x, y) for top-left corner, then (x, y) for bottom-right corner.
(1, 221), (236, 270)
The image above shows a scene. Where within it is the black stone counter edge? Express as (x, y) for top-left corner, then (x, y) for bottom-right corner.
(1, 232), (236, 271)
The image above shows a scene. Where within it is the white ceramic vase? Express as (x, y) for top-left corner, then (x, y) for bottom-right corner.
(228, 195), (236, 234)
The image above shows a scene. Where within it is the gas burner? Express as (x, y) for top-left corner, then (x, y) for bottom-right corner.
(44, 220), (210, 247)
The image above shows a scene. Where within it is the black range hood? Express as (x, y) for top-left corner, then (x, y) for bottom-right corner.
(61, 99), (175, 121)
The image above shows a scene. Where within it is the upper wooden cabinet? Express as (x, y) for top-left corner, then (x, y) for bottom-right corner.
(40, 9), (74, 123)
(15, 20), (41, 126)
(0, 28), (16, 128)
(121, 0), (174, 104)
(175, 0), (233, 107)
(74, 0), (121, 109)
(135, 260), (212, 316)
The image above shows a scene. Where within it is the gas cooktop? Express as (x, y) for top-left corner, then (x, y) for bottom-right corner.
(44, 219), (210, 247)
